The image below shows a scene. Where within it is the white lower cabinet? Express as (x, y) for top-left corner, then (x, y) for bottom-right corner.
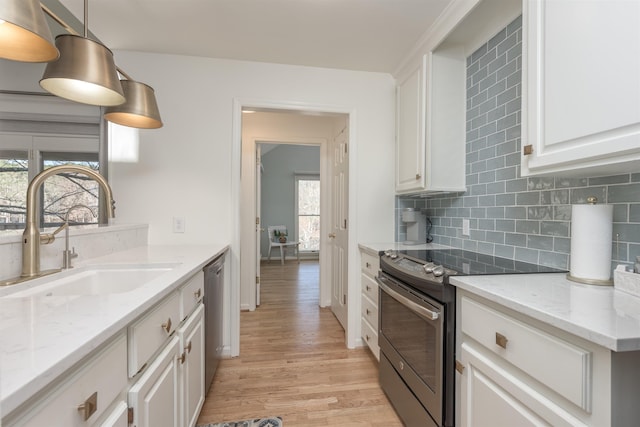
(3, 270), (208, 427)
(11, 334), (128, 427)
(178, 304), (205, 427)
(457, 291), (640, 427)
(359, 249), (380, 360)
(129, 337), (181, 427)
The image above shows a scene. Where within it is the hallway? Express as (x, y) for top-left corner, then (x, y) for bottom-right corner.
(197, 261), (402, 426)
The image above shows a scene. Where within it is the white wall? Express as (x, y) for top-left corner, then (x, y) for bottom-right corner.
(108, 51), (396, 350)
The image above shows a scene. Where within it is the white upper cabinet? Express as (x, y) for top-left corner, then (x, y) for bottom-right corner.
(396, 59), (426, 193)
(395, 54), (466, 194)
(522, 0), (640, 177)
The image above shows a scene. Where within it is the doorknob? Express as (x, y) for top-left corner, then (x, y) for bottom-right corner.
(328, 232), (336, 238)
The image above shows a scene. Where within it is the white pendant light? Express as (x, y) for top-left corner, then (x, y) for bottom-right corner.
(104, 79), (163, 129)
(39, 0), (125, 107)
(0, 0), (59, 62)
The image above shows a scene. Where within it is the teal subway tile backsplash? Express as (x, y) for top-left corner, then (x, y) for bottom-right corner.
(395, 15), (640, 270)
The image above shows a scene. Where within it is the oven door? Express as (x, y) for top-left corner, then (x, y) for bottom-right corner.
(377, 272), (444, 425)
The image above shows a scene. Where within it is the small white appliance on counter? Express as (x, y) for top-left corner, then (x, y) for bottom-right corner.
(402, 208), (426, 245)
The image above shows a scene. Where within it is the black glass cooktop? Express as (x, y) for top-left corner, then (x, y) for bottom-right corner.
(398, 249), (567, 276)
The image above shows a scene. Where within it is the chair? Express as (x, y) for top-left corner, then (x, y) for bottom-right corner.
(266, 225), (300, 265)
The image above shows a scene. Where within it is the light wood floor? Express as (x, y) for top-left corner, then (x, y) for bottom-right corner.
(197, 260), (403, 426)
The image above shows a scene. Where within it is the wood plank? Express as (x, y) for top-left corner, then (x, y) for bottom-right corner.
(197, 260), (402, 426)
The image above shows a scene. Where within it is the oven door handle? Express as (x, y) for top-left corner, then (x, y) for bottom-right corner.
(376, 277), (440, 321)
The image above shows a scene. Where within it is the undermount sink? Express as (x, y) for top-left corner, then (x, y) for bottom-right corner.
(4, 264), (180, 298)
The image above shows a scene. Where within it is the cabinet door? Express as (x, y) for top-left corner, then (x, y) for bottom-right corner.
(522, 0), (640, 176)
(129, 337), (180, 427)
(179, 304), (206, 427)
(97, 401), (128, 427)
(460, 342), (587, 427)
(396, 59), (426, 193)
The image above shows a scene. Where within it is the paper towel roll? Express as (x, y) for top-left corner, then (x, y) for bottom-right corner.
(569, 202), (613, 285)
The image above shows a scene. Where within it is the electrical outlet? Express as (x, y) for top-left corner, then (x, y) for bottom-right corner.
(462, 219), (470, 236)
(173, 217), (185, 233)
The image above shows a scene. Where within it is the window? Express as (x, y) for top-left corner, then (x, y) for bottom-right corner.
(0, 152), (28, 229)
(42, 153), (100, 227)
(295, 175), (320, 252)
(0, 135), (100, 230)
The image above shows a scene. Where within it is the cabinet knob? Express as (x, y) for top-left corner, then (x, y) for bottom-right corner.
(178, 351), (186, 364)
(495, 332), (508, 349)
(366, 285), (371, 291)
(455, 360), (465, 374)
(194, 288), (202, 299)
(523, 144), (533, 155)
(77, 391), (98, 421)
(366, 262), (371, 268)
(186, 340), (192, 354)
(415, 173), (421, 180)
(366, 308), (371, 315)
(365, 334), (370, 341)
(161, 317), (172, 334)
(328, 232), (336, 239)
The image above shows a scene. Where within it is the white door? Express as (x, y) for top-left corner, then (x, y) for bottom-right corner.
(330, 124), (348, 329)
(255, 144), (262, 306)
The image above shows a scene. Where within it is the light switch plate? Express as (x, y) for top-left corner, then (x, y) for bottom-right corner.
(173, 217), (185, 233)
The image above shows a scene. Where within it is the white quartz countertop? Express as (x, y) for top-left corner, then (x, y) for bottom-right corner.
(0, 243), (229, 417)
(451, 273), (640, 352)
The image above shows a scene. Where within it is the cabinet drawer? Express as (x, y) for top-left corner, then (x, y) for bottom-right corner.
(97, 401), (128, 427)
(180, 271), (204, 321)
(361, 317), (379, 360)
(18, 335), (127, 427)
(129, 292), (180, 377)
(461, 297), (592, 411)
(361, 273), (379, 305)
(361, 293), (378, 328)
(361, 251), (380, 277)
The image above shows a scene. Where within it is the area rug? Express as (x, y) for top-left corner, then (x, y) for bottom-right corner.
(198, 416), (282, 427)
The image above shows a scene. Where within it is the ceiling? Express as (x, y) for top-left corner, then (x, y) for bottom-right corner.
(57, 0), (453, 74)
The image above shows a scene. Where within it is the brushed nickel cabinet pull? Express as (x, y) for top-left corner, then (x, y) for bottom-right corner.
(366, 262), (371, 268)
(161, 317), (172, 334)
(496, 332), (508, 349)
(78, 391), (98, 421)
(416, 173), (421, 180)
(178, 351), (186, 364)
(523, 144), (533, 155)
(194, 288), (202, 299)
(365, 285), (371, 291)
(366, 308), (371, 315)
(365, 334), (370, 341)
(186, 341), (192, 353)
(455, 360), (465, 374)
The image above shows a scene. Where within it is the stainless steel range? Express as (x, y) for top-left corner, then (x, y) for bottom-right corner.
(376, 249), (566, 427)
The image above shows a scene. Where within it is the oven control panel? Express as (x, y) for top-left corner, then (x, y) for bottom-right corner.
(383, 249), (458, 282)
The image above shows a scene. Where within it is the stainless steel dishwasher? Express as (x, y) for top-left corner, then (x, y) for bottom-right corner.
(203, 253), (225, 393)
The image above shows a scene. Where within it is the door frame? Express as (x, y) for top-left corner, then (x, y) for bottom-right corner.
(252, 138), (327, 311)
(231, 98), (356, 357)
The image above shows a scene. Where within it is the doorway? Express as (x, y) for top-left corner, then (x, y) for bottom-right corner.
(237, 107), (350, 347)
(257, 143), (321, 305)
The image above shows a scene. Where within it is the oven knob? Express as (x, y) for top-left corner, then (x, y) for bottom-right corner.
(423, 263), (434, 273)
(399, 361), (404, 371)
(432, 265), (444, 277)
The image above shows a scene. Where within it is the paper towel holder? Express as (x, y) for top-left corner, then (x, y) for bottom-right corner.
(566, 195), (614, 286)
